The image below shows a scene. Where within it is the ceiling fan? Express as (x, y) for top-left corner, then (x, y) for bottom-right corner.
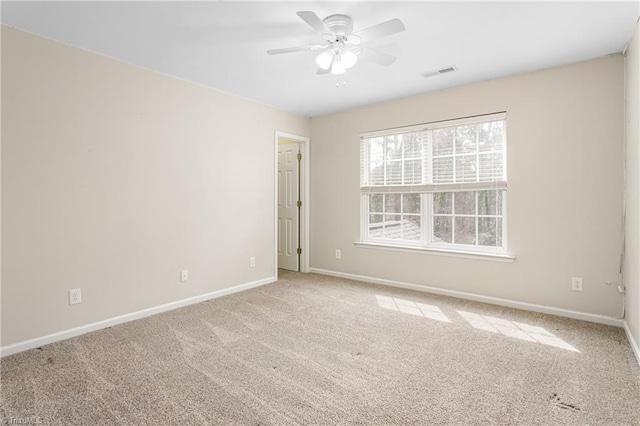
(267, 11), (405, 76)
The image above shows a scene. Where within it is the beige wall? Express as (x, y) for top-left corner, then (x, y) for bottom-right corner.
(311, 55), (625, 317)
(1, 27), (309, 346)
(624, 21), (640, 346)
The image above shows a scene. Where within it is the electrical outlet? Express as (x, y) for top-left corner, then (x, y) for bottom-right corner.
(180, 269), (188, 282)
(250, 257), (256, 267)
(571, 277), (583, 292)
(335, 249), (341, 259)
(69, 288), (82, 305)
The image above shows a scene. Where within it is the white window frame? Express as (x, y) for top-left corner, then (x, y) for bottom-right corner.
(359, 113), (509, 257)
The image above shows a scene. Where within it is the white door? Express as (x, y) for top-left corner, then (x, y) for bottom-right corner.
(277, 141), (300, 271)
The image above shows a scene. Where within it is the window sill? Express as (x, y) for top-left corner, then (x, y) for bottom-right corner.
(353, 241), (516, 263)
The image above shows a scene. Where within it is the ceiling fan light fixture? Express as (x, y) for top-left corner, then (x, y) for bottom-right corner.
(316, 49), (334, 70)
(331, 56), (346, 75)
(341, 50), (358, 69)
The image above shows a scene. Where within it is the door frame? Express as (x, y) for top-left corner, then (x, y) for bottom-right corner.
(274, 131), (310, 279)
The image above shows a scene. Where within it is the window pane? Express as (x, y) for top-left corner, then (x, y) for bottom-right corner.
(478, 217), (502, 247)
(433, 192), (452, 214)
(368, 138), (385, 185)
(479, 121), (504, 152)
(478, 217), (498, 246)
(369, 194), (383, 213)
(369, 164), (385, 186)
(383, 215), (401, 239)
(433, 127), (453, 156)
(386, 160), (402, 185)
(402, 216), (422, 241)
(370, 214), (383, 224)
(455, 125), (477, 154)
(433, 157), (453, 183)
(368, 214), (384, 239)
(433, 217), (452, 243)
(454, 217), (476, 245)
(455, 154), (477, 182)
(478, 152), (504, 182)
(385, 194), (402, 213)
(385, 136), (403, 160)
(402, 194), (421, 214)
(454, 192), (476, 215)
(403, 133), (422, 158)
(403, 216), (421, 241)
(477, 191), (503, 216)
(369, 138), (384, 160)
(404, 159), (422, 184)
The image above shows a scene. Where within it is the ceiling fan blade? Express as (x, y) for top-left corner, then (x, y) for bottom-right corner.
(316, 67), (331, 75)
(353, 18), (405, 44)
(267, 45), (325, 55)
(359, 47), (397, 66)
(297, 11), (329, 34)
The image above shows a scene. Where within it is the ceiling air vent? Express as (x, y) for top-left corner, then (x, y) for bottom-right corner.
(421, 66), (458, 78)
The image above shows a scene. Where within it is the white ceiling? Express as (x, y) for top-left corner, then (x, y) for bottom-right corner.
(2, 1), (638, 117)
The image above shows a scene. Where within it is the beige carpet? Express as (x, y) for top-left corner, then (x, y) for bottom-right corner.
(2, 271), (639, 425)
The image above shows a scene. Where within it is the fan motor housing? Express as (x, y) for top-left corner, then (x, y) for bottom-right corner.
(322, 14), (354, 36)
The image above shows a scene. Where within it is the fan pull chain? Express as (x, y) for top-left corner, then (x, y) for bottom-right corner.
(335, 76), (347, 87)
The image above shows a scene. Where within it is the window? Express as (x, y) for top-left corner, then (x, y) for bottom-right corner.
(360, 113), (507, 254)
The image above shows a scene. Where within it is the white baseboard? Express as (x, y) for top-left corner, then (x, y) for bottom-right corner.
(623, 321), (640, 367)
(309, 268), (623, 328)
(0, 276), (276, 358)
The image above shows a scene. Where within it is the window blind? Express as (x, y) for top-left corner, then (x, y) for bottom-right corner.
(360, 113), (506, 194)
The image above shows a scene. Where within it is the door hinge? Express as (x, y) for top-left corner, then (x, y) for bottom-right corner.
(297, 200), (302, 208)
(297, 247), (302, 255)
(297, 153), (302, 161)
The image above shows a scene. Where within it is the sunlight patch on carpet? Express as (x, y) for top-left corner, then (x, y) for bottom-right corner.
(375, 295), (451, 322)
(457, 310), (580, 352)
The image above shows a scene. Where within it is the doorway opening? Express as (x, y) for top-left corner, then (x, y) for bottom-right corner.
(275, 132), (309, 278)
